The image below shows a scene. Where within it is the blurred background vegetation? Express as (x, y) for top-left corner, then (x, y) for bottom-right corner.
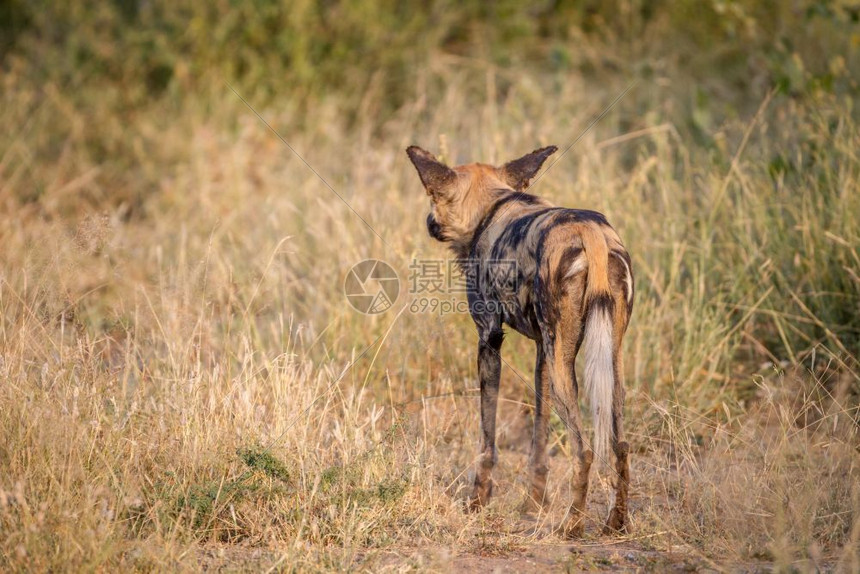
(3, 0), (858, 112)
(3, 0), (859, 163)
(3, 0), (858, 372)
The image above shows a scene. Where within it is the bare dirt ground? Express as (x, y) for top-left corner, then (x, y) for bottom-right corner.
(186, 398), (837, 573)
(191, 535), (802, 573)
(193, 542), (708, 573)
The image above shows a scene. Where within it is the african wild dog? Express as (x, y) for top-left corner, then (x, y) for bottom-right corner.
(406, 145), (633, 537)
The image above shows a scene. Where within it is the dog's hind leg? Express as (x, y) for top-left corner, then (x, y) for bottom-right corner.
(601, 355), (630, 533)
(599, 254), (633, 534)
(545, 326), (592, 538)
(522, 340), (551, 513)
(603, 435), (630, 534)
(467, 324), (504, 511)
(603, 298), (632, 533)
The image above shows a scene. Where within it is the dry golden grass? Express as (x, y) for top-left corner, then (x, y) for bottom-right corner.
(1, 53), (859, 571)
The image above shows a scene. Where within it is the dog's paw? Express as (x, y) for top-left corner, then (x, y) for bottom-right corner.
(558, 513), (587, 539)
(465, 481), (493, 513)
(602, 507), (628, 535)
(560, 522), (585, 539)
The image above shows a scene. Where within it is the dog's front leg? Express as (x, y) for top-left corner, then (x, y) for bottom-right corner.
(468, 326), (503, 511)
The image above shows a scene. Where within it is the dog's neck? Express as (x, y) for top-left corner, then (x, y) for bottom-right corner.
(448, 189), (553, 261)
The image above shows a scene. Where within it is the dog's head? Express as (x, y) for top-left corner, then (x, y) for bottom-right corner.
(405, 145), (557, 247)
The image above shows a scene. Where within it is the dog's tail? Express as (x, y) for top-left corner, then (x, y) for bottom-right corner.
(580, 223), (616, 465)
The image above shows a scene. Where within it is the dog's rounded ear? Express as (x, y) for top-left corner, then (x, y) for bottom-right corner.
(502, 145), (558, 191)
(406, 146), (457, 197)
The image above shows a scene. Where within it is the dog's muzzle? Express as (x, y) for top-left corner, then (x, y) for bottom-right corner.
(426, 213), (446, 242)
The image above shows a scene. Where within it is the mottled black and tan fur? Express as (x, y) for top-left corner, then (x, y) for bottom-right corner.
(406, 145), (634, 537)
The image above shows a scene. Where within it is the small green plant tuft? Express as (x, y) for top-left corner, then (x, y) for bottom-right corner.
(238, 446), (291, 483)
